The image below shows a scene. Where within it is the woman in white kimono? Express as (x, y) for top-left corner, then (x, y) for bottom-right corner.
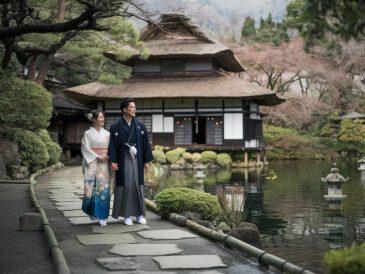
(81, 110), (112, 226)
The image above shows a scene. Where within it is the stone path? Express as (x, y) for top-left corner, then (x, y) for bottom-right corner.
(36, 166), (272, 274)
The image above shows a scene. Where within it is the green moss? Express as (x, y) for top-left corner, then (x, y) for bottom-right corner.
(201, 151), (217, 164)
(325, 242), (365, 274)
(156, 187), (221, 220)
(216, 153), (232, 167)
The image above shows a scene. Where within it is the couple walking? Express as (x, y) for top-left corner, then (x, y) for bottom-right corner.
(81, 98), (153, 226)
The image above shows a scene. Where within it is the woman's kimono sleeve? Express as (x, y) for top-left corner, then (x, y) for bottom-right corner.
(81, 131), (98, 164)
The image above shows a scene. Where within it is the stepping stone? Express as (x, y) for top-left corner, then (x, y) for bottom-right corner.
(93, 224), (149, 234)
(69, 216), (123, 225)
(57, 204), (82, 211)
(63, 210), (88, 218)
(95, 257), (137, 271)
(110, 244), (182, 256)
(77, 234), (135, 245)
(153, 255), (227, 270)
(55, 202), (82, 207)
(137, 229), (198, 240)
(50, 198), (81, 202)
(101, 272), (177, 274)
(63, 209), (113, 218)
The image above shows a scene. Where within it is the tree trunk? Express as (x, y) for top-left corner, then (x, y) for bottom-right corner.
(27, 58), (36, 81)
(35, 55), (53, 85)
(57, 0), (66, 20)
(1, 44), (12, 69)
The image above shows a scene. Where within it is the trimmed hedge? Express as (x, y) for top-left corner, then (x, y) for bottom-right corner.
(156, 187), (221, 220)
(201, 151), (217, 164)
(165, 150), (180, 164)
(11, 129), (49, 169)
(216, 153), (232, 168)
(325, 242), (365, 274)
(152, 149), (166, 164)
(0, 71), (52, 130)
(38, 129), (62, 165)
(182, 152), (194, 163)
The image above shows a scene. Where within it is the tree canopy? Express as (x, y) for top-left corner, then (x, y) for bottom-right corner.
(0, 0), (149, 84)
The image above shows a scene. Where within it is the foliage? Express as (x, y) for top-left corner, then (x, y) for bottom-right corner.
(0, 0), (148, 84)
(217, 187), (247, 229)
(182, 152), (194, 163)
(192, 153), (202, 163)
(165, 150), (181, 164)
(241, 17), (256, 38)
(174, 147), (187, 156)
(324, 242), (365, 274)
(37, 130), (62, 165)
(201, 151), (217, 164)
(152, 149), (166, 164)
(216, 153), (232, 168)
(338, 119), (365, 143)
(264, 124), (338, 159)
(240, 13), (289, 46)
(9, 129), (49, 169)
(0, 71), (52, 130)
(155, 187), (221, 220)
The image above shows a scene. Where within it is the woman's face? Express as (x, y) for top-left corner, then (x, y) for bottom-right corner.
(93, 112), (105, 127)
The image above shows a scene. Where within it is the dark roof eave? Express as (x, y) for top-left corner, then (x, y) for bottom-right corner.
(103, 51), (245, 73)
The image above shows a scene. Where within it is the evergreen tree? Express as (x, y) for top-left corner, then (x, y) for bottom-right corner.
(241, 17), (256, 38)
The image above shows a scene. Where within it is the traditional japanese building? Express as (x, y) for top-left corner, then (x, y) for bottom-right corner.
(64, 14), (284, 163)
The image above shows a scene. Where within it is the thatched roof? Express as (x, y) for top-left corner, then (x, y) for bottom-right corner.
(64, 75), (284, 106)
(104, 14), (245, 73)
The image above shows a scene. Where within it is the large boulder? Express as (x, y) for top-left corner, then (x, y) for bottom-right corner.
(0, 138), (20, 179)
(0, 154), (5, 179)
(228, 222), (262, 248)
(0, 138), (20, 166)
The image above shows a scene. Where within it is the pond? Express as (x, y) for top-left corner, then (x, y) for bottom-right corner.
(145, 160), (365, 273)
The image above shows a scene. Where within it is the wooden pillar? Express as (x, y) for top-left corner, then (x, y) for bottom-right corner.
(244, 151), (248, 167)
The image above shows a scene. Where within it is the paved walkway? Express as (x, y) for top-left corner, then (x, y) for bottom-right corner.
(35, 166), (272, 274)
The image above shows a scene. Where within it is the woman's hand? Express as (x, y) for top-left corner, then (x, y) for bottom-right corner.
(98, 154), (109, 161)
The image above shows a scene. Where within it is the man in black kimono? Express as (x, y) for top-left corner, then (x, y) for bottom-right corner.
(108, 98), (154, 225)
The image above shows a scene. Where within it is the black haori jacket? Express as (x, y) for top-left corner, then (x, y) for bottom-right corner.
(108, 117), (153, 186)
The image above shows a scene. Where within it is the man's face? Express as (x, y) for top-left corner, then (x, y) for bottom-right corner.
(123, 102), (136, 117)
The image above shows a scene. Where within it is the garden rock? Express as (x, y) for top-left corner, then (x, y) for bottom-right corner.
(228, 222), (262, 248)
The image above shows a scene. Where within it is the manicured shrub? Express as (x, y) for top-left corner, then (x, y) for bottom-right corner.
(0, 71), (52, 130)
(10, 129), (49, 169)
(154, 145), (164, 151)
(156, 187), (221, 220)
(201, 151), (217, 164)
(325, 242), (365, 274)
(174, 147), (186, 156)
(165, 150), (181, 164)
(182, 152), (194, 163)
(152, 149), (166, 164)
(192, 152), (201, 163)
(216, 153), (232, 168)
(37, 129), (62, 165)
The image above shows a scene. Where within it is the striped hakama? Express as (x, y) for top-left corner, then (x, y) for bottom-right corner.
(112, 154), (146, 218)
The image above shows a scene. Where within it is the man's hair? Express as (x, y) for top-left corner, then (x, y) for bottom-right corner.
(120, 98), (135, 112)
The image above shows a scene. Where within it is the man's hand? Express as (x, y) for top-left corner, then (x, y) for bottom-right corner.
(111, 162), (118, 171)
(144, 163), (150, 171)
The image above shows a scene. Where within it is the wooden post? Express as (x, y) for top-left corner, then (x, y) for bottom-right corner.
(257, 153), (261, 165)
(244, 151), (248, 167)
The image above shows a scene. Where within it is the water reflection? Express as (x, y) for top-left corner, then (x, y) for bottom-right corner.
(145, 160), (365, 273)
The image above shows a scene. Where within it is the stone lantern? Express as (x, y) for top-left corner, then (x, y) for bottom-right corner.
(194, 163), (206, 191)
(321, 164), (348, 202)
(358, 157), (365, 171)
